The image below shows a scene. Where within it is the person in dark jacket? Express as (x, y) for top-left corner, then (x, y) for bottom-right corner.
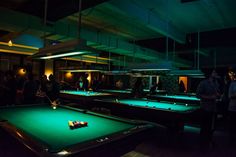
(46, 74), (60, 102)
(179, 80), (186, 93)
(196, 69), (220, 149)
(82, 73), (89, 91)
(23, 73), (38, 104)
(131, 77), (144, 98)
(1, 71), (17, 105)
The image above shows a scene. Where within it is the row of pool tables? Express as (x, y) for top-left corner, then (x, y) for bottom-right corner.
(0, 90), (203, 156)
(59, 90), (201, 130)
(59, 90), (200, 105)
(60, 89), (167, 100)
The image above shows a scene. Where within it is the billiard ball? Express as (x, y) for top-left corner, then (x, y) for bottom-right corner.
(185, 104), (188, 106)
(73, 121), (80, 128)
(68, 121), (74, 129)
(68, 121), (74, 126)
(168, 108), (171, 110)
(84, 122), (88, 126)
(79, 121), (88, 127)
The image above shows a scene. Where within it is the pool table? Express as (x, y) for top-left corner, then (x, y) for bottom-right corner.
(94, 98), (200, 130)
(59, 90), (112, 105)
(99, 89), (166, 98)
(147, 94), (200, 104)
(0, 104), (153, 157)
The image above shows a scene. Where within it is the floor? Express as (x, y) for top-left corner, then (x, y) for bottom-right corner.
(122, 119), (236, 157)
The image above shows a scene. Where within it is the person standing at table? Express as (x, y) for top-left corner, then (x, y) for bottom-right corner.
(46, 74), (60, 102)
(131, 77), (144, 98)
(228, 69), (236, 145)
(196, 69), (220, 148)
(221, 74), (231, 119)
(75, 76), (83, 90)
(92, 77), (99, 91)
(179, 80), (186, 93)
(1, 70), (17, 106)
(82, 73), (89, 91)
(115, 79), (124, 89)
(36, 75), (48, 103)
(149, 83), (158, 95)
(23, 73), (38, 104)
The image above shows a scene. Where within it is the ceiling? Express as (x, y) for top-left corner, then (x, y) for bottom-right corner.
(0, 0), (236, 69)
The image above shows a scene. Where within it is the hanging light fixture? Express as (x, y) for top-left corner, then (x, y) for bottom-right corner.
(32, 39), (99, 59)
(130, 61), (173, 73)
(169, 31), (204, 78)
(169, 69), (204, 77)
(32, 0), (100, 60)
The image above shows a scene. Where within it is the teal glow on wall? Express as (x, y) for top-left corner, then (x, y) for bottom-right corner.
(13, 34), (43, 48)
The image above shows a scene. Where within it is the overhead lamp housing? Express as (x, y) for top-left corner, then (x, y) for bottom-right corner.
(169, 69), (204, 77)
(102, 70), (130, 75)
(58, 65), (107, 73)
(32, 39), (99, 59)
(130, 61), (174, 72)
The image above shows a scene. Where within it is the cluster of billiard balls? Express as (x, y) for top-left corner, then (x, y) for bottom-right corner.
(68, 120), (88, 129)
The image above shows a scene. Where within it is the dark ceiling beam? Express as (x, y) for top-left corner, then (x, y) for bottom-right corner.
(46, 0), (110, 21)
(0, 0), (110, 21)
(0, 32), (22, 42)
(108, 0), (186, 44)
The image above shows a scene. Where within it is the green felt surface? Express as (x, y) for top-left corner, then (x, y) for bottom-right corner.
(0, 105), (135, 152)
(60, 90), (110, 96)
(101, 89), (131, 94)
(109, 99), (199, 112)
(101, 89), (166, 94)
(153, 95), (200, 101)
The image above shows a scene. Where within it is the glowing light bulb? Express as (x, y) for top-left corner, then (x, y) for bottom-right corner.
(8, 40), (13, 46)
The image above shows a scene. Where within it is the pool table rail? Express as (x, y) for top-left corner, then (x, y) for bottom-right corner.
(92, 98), (201, 131)
(94, 98), (200, 114)
(0, 121), (51, 157)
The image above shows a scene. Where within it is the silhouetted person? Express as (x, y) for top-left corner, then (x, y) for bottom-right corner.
(150, 83), (158, 95)
(46, 74), (60, 102)
(36, 75), (48, 103)
(179, 80), (186, 93)
(23, 73), (38, 104)
(82, 73), (89, 91)
(228, 68), (236, 145)
(131, 77), (144, 98)
(92, 77), (99, 91)
(196, 69), (220, 149)
(158, 79), (162, 90)
(0, 72), (4, 105)
(40, 75), (48, 93)
(1, 71), (17, 105)
(221, 74), (231, 119)
(115, 79), (124, 89)
(75, 76), (83, 90)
